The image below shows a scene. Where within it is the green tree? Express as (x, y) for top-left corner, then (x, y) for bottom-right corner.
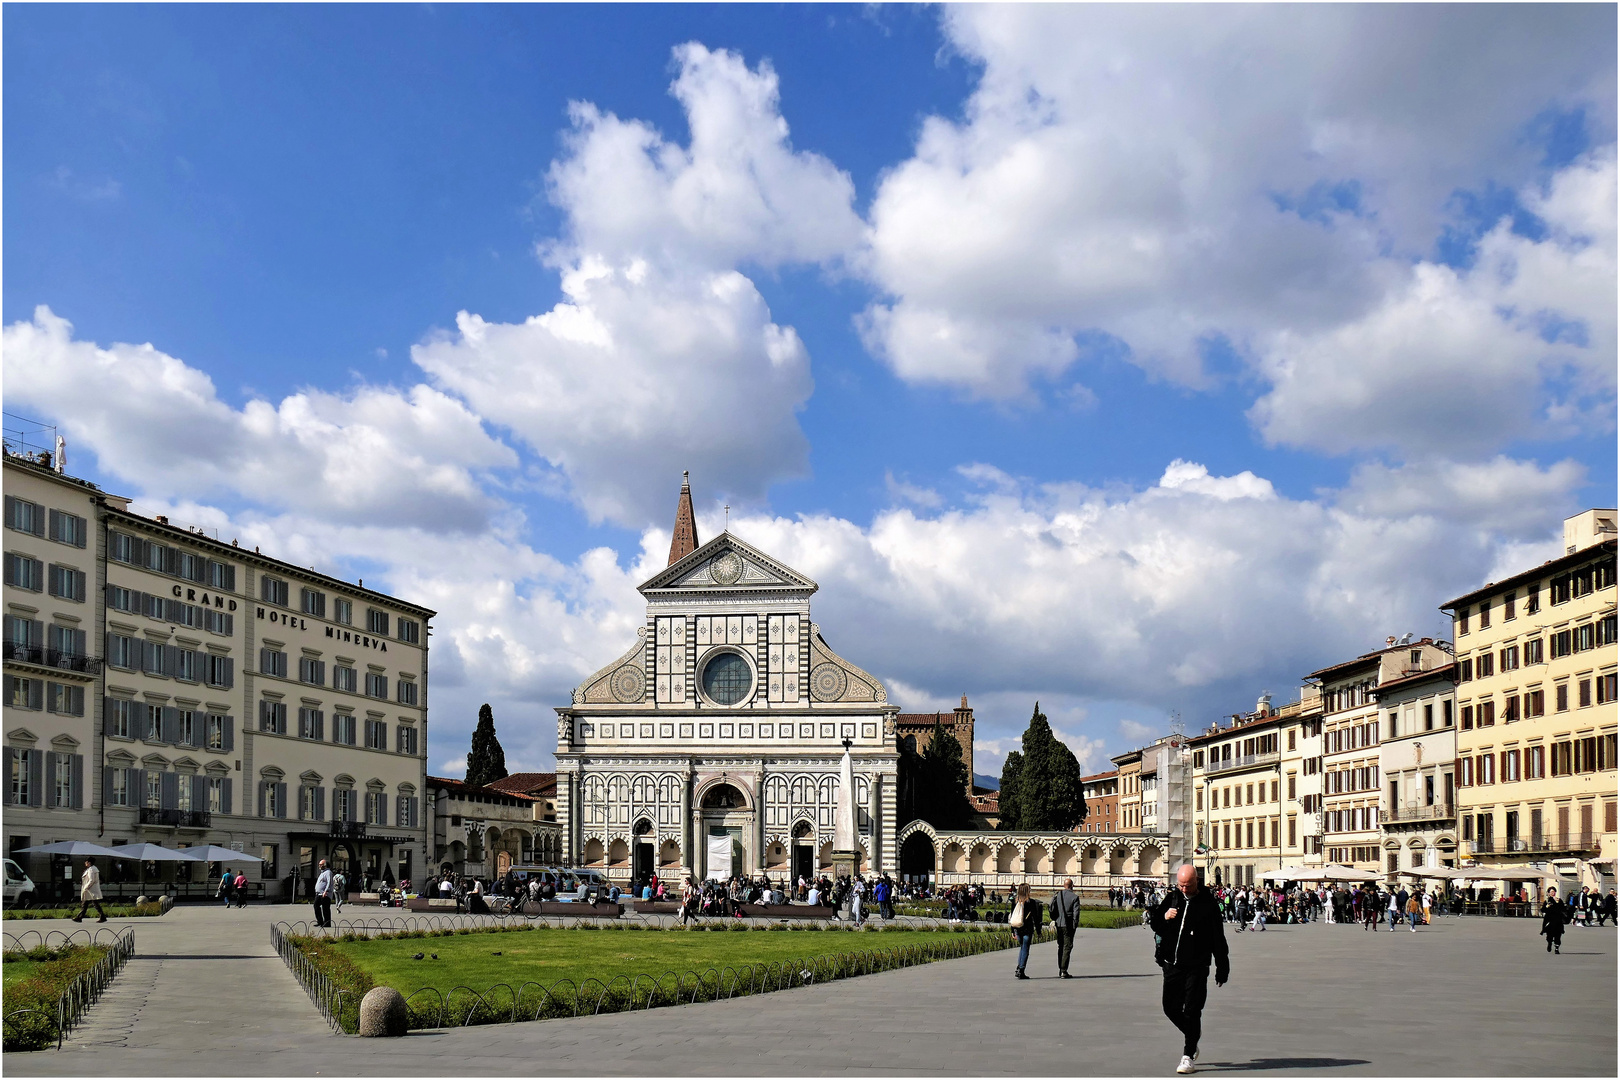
(997, 750), (1024, 830)
(464, 703), (508, 788)
(1016, 703), (1086, 831)
(895, 734), (923, 824)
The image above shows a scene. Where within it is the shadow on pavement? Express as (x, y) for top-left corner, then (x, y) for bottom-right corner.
(1201, 1058), (1371, 1071)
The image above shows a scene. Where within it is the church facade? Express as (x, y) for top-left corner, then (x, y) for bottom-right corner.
(553, 477), (901, 885)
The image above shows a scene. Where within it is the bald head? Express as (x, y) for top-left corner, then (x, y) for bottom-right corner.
(1176, 864), (1199, 895)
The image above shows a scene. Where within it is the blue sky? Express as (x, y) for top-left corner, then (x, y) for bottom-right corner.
(6, 5), (1616, 778)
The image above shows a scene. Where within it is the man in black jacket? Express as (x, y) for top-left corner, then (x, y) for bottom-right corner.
(1149, 864), (1230, 1074)
(1049, 879), (1082, 977)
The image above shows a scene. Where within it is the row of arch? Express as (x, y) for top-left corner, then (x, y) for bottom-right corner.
(898, 823), (1167, 878)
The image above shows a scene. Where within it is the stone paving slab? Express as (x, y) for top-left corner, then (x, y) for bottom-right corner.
(4, 906), (1615, 1076)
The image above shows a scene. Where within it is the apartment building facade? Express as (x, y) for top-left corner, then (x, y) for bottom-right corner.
(4, 449), (433, 901)
(1375, 664), (1458, 873)
(1111, 750), (1143, 833)
(1309, 638), (1454, 873)
(1079, 770), (1118, 834)
(1444, 510), (1617, 895)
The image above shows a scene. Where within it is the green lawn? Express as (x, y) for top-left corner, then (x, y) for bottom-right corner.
(329, 926), (1010, 996)
(3, 958), (41, 988)
(3, 902), (162, 920)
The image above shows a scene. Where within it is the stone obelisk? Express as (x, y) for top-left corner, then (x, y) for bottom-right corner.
(831, 738), (859, 879)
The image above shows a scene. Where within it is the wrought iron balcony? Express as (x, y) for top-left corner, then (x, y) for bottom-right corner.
(2, 641), (101, 673)
(1205, 751), (1280, 776)
(138, 807), (211, 828)
(1386, 802), (1455, 822)
(1468, 834), (1596, 855)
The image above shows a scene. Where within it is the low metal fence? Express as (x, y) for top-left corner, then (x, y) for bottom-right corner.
(2, 926), (136, 1051)
(272, 919), (1041, 1034)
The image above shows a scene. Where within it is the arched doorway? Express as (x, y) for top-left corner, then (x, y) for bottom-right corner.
(699, 782), (751, 881)
(633, 819), (655, 887)
(900, 832), (936, 881)
(791, 820), (816, 883)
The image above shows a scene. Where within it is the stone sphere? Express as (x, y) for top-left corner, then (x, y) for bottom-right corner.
(358, 986), (408, 1037)
(134, 895), (150, 906)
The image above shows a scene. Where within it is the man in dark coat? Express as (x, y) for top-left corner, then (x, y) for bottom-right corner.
(1149, 865), (1230, 1074)
(1541, 895), (1567, 954)
(1049, 878), (1082, 978)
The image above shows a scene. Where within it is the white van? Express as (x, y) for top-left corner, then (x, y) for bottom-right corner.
(3, 858), (36, 906)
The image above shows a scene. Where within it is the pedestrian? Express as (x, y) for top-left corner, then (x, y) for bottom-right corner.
(218, 867), (234, 908)
(232, 870), (248, 908)
(1602, 889), (1617, 928)
(70, 858), (107, 923)
(1009, 882), (1044, 980)
(1387, 887), (1402, 932)
(1405, 892), (1422, 931)
(333, 870), (347, 911)
(1050, 878), (1081, 978)
(1149, 865), (1230, 1074)
(312, 859), (334, 928)
(1541, 895), (1567, 954)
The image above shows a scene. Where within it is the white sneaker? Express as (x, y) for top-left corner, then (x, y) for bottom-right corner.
(1177, 1055), (1195, 1074)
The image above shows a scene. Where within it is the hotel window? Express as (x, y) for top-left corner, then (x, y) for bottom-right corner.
(106, 698), (134, 738)
(397, 679), (417, 706)
(4, 496), (44, 535)
(204, 654), (234, 689)
(332, 713), (356, 746)
(333, 665), (357, 693)
(397, 618), (420, 644)
(259, 700), (287, 734)
(7, 676), (43, 710)
(365, 791), (387, 826)
(4, 553), (44, 591)
(206, 713), (226, 750)
(146, 770), (162, 809)
(207, 560), (236, 590)
(366, 609), (389, 635)
(299, 657), (326, 686)
(300, 588), (326, 617)
(333, 788), (354, 822)
(46, 682), (84, 717)
(396, 725), (418, 755)
(364, 719), (387, 750)
(47, 564), (86, 602)
(260, 575), (289, 607)
(333, 598), (352, 625)
(298, 708), (324, 740)
(364, 672), (387, 699)
(108, 769), (129, 806)
(259, 648), (288, 678)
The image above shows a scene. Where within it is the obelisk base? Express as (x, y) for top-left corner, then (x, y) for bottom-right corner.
(831, 850), (858, 880)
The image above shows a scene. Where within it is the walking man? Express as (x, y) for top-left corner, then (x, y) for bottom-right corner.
(312, 859), (334, 928)
(1149, 864), (1230, 1075)
(1050, 878), (1081, 978)
(70, 858), (107, 923)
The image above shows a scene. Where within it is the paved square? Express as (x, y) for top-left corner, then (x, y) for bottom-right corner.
(4, 907), (1614, 1076)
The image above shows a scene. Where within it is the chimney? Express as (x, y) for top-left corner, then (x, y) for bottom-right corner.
(667, 471), (700, 566)
(1256, 692), (1271, 716)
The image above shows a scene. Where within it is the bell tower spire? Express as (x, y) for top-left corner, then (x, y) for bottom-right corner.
(667, 470), (701, 566)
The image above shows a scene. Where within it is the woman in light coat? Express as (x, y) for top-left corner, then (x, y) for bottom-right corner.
(1010, 882), (1044, 980)
(72, 859), (107, 923)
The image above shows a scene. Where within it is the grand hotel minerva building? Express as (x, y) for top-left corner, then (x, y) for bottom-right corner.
(553, 476), (901, 884)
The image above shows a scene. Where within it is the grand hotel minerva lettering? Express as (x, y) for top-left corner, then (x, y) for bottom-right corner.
(255, 604), (388, 650)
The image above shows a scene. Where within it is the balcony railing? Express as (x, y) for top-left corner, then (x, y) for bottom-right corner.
(1206, 751), (1280, 776)
(1386, 803), (1455, 822)
(1468, 834), (1596, 855)
(2, 641), (101, 674)
(330, 821), (368, 839)
(138, 807), (212, 829)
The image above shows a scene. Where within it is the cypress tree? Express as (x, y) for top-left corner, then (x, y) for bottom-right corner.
(997, 750), (1024, 830)
(1003, 703), (1087, 831)
(465, 703), (508, 788)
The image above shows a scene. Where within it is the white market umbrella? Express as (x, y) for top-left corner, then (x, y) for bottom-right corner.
(107, 842), (199, 894)
(1260, 866), (1314, 882)
(15, 841), (130, 859)
(1319, 864), (1378, 882)
(182, 845), (265, 864)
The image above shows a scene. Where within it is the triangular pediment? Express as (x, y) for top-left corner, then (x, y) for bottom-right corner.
(638, 533), (818, 597)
